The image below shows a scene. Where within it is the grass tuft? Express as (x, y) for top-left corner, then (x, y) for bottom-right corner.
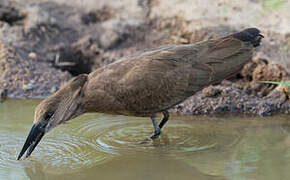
(260, 81), (290, 86)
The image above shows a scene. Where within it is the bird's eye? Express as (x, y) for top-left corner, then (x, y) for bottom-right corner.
(44, 112), (54, 120)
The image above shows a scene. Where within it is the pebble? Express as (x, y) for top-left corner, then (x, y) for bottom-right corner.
(28, 52), (37, 60)
(202, 86), (221, 97)
(23, 83), (34, 91)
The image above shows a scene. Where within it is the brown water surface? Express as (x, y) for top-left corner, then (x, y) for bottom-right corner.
(1, 99), (290, 180)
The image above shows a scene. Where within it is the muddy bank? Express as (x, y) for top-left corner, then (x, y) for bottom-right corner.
(1, 0), (290, 115)
(171, 58), (290, 116)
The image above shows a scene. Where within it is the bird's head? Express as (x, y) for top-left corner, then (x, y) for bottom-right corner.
(17, 74), (88, 160)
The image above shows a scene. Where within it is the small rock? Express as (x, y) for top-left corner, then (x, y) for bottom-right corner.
(214, 104), (229, 113)
(23, 83), (34, 91)
(98, 20), (130, 49)
(202, 86), (221, 97)
(50, 86), (57, 93)
(270, 81), (290, 100)
(81, 7), (112, 25)
(28, 52), (37, 59)
(99, 29), (120, 49)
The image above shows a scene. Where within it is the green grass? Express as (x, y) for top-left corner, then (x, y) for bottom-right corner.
(260, 81), (290, 86)
(261, 0), (286, 10)
(259, 0), (286, 15)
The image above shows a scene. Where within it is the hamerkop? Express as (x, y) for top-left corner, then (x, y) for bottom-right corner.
(18, 28), (263, 160)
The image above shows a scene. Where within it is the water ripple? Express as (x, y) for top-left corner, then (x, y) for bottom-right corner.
(0, 115), (242, 176)
(77, 117), (231, 156)
(0, 131), (113, 175)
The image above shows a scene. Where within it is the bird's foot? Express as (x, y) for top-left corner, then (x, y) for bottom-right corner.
(139, 138), (151, 144)
(139, 131), (161, 144)
(139, 127), (161, 144)
(150, 128), (161, 139)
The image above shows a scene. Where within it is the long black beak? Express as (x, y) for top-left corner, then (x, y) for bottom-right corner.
(17, 124), (45, 160)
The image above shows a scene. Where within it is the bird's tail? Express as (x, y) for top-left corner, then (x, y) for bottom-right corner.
(231, 28), (264, 47)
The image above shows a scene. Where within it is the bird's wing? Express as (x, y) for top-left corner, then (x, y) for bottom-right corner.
(199, 37), (252, 69)
(127, 36), (252, 94)
(187, 36), (253, 86)
(104, 47), (193, 114)
(95, 36), (253, 115)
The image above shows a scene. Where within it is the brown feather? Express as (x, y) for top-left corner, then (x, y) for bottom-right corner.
(83, 35), (256, 117)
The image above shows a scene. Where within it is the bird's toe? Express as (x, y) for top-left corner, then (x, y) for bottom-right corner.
(150, 129), (161, 139)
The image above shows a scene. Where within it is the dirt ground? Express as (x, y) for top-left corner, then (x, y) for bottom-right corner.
(1, 0), (290, 115)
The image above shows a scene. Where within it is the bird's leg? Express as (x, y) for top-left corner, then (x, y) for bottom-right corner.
(158, 111), (169, 129)
(150, 111), (170, 139)
(150, 116), (161, 139)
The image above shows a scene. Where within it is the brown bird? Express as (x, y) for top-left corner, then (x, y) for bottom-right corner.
(17, 28), (263, 160)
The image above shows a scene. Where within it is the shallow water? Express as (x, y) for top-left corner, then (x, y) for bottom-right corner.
(1, 100), (290, 179)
